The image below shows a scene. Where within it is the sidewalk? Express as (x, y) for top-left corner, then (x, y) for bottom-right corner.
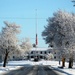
(49, 62), (75, 75)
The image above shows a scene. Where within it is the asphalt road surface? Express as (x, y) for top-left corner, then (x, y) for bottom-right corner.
(3, 65), (64, 75)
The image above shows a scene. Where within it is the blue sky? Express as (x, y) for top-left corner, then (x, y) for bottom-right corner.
(0, 0), (74, 47)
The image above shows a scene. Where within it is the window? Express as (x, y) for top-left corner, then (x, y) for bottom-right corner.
(44, 51), (47, 54)
(54, 56), (56, 59)
(40, 56), (43, 59)
(13, 56), (15, 58)
(40, 51), (42, 54)
(49, 51), (50, 53)
(31, 51), (33, 54)
(54, 52), (56, 54)
(31, 56), (33, 58)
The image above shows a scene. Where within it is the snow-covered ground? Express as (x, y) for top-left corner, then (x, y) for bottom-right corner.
(0, 60), (75, 75)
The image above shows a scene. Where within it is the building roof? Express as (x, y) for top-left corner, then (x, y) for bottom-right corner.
(30, 47), (53, 51)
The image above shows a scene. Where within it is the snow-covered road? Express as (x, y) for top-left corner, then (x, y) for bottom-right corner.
(2, 65), (68, 75)
(0, 60), (75, 75)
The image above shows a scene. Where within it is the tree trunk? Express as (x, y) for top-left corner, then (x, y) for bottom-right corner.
(68, 57), (73, 68)
(59, 56), (61, 65)
(62, 57), (65, 67)
(3, 52), (8, 67)
(59, 60), (61, 65)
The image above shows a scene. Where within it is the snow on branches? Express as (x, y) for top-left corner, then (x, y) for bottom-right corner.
(42, 10), (75, 50)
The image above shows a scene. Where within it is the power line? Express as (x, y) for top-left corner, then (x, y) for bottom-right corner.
(0, 17), (46, 19)
(20, 38), (43, 40)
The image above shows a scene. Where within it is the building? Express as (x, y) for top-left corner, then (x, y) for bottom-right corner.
(27, 47), (59, 60)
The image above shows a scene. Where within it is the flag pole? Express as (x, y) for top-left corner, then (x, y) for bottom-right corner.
(35, 9), (38, 47)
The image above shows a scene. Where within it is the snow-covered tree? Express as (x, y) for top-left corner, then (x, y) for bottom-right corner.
(20, 38), (32, 58)
(46, 53), (54, 60)
(42, 10), (75, 68)
(0, 21), (20, 67)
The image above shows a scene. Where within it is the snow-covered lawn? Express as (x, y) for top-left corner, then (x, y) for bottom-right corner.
(0, 60), (75, 75)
